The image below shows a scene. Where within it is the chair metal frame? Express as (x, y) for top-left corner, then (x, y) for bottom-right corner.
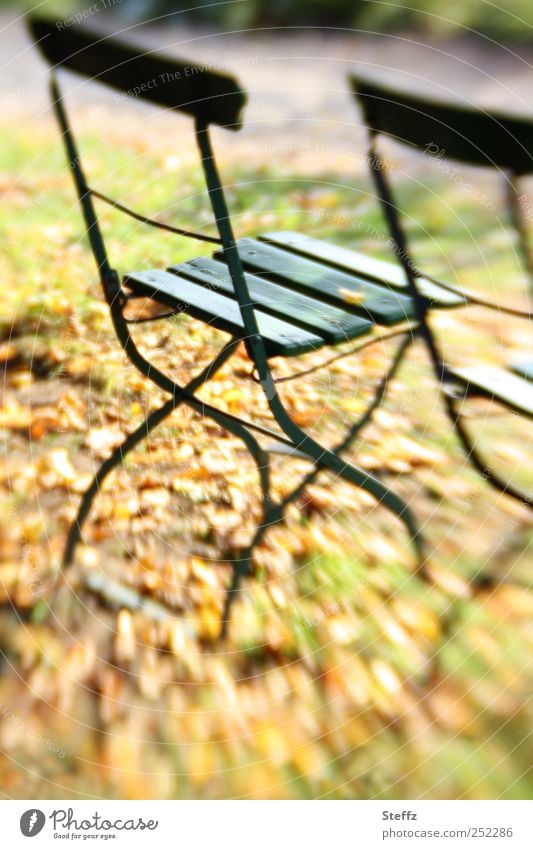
(36, 38), (424, 635)
(351, 71), (533, 509)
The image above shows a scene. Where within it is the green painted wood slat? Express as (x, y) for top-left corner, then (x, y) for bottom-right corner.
(260, 231), (465, 308)
(124, 269), (323, 358)
(170, 256), (373, 344)
(221, 238), (416, 325)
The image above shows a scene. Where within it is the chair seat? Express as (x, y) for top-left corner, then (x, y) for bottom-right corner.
(125, 230), (464, 359)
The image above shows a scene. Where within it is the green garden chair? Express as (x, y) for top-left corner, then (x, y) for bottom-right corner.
(27, 16), (530, 633)
(346, 70), (532, 507)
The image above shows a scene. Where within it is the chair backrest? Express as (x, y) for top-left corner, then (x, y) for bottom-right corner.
(28, 14), (247, 130)
(350, 70), (533, 174)
(28, 14), (265, 357)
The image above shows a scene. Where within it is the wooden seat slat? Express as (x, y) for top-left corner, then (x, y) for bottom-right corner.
(170, 256), (373, 344)
(260, 231), (465, 308)
(124, 269), (324, 358)
(223, 238), (416, 325)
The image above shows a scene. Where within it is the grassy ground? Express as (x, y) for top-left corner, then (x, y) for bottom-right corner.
(0, 110), (532, 799)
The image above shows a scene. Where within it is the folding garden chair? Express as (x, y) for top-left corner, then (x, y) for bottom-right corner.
(28, 16), (529, 634)
(345, 70), (533, 507)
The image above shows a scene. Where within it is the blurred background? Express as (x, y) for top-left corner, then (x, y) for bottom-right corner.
(0, 0), (532, 800)
(3, 0), (533, 37)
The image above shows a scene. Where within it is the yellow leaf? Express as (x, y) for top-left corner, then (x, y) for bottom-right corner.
(338, 287), (366, 305)
(115, 610), (135, 663)
(37, 449), (77, 488)
(371, 659), (402, 695)
(86, 426), (125, 456)
(0, 399), (31, 429)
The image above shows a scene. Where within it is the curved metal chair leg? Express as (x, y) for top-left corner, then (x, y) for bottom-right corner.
(116, 325), (275, 514)
(444, 393), (532, 508)
(243, 325), (423, 563)
(86, 316), (280, 632)
(64, 397), (178, 565)
(65, 336), (239, 566)
(110, 312), (279, 508)
(66, 371), (274, 640)
(265, 389), (425, 564)
(220, 335), (414, 636)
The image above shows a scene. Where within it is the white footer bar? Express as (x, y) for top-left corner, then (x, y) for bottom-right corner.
(3, 800), (531, 848)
